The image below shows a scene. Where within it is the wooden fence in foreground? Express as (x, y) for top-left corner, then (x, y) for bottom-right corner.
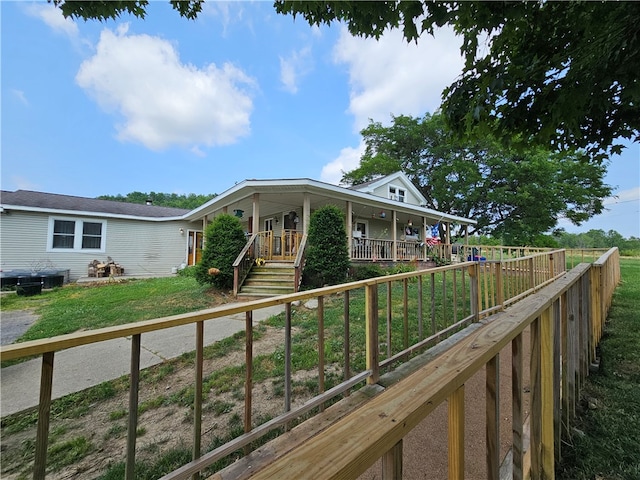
(0, 248), (620, 479)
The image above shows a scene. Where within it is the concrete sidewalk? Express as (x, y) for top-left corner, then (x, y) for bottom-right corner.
(0, 304), (285, 417)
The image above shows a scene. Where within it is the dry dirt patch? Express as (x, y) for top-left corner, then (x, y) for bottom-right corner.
(0, 323), (310, 479)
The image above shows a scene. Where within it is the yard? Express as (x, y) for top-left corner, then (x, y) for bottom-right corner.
(1, 258), (638, 479)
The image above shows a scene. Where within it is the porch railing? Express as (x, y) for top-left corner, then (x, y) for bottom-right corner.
(255, 230), (302, 260)
(232, 233), (258, 296)
(0, 249), (619, 480)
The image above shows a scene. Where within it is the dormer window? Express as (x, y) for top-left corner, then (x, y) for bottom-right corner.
(388, 186), (405, 202)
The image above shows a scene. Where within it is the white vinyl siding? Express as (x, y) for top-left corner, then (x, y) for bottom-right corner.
(2, 211), (193, 281)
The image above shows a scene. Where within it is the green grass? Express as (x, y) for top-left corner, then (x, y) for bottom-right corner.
(0, 276), (225, 342)
(556, 257), (640, 479)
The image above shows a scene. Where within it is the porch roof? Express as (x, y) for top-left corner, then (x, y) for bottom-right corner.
(183, 178), (476, 226)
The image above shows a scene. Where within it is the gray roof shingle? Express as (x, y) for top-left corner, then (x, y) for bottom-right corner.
(0, 190), (189, 218)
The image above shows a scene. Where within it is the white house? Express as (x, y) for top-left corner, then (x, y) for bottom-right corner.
(0, 172), (476, 285)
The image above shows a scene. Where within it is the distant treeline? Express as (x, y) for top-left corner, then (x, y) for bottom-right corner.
(472, 229), (640, 257)
(97, 192), (217, 210)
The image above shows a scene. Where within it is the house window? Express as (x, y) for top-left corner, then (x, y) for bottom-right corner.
(82, 222), (103, 249)
(52, 220), (75, 248)
(353, 221), (368, 239)
(49, 217), (106, 252)
(388, 186), (405, 202)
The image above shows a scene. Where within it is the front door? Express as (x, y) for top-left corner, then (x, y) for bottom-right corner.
(188, 231), (203, 265)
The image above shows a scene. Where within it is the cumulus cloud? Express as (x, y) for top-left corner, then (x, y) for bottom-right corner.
(320, 142), (366, 185)
(319, 26), (465, 183)
(333, 26), (464, 132)
(280, 47), (313, 94)
(76, 24), (256, 151)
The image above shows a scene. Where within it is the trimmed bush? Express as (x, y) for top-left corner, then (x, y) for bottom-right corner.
(303, 205), (350, 288)
(195, 214), (247, 289)
(349, 264), (385, 281)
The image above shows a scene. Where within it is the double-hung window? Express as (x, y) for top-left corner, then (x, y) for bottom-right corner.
(48, 217), (106, 252)
(388, 186), (406, 202)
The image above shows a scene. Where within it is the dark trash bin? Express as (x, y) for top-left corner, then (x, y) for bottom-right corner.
(16, 280), (43, 296)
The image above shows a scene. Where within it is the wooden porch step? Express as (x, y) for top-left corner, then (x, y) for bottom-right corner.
(238, 261), (297, 297)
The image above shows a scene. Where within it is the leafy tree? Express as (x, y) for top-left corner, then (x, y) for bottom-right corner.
(343, 113), (612, 245)
(303, 205), (350, 288)
(195, 214), (246, 289)
(274, 1), (639, 158)
(97, 192), (216, 210)
(51, 0), (203, 21)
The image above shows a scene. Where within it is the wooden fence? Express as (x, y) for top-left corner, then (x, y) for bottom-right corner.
(0, 249), (619, 479)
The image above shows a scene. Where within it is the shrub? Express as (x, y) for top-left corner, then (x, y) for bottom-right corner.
(303, 205), (350, 288)
(195, 214), (247, 289)
(349, 264), (385, 281)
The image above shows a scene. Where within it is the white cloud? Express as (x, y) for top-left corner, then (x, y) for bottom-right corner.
(320, 142), (366, 185)
(320, 27), (465, 182)
(76, 25), (256, 151)
(333, 26), (465, 132)
(11, 175), (39, 191)
(25, 3), (79, 39)
(11, 89), (29, 106)
(604, 186), (640, 206)
(280, 47), (313, 94)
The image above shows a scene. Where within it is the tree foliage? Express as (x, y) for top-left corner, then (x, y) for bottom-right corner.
(97, 192), (216, 210)
(50, 0), (203, 21)
(195, 214), (246, 289)
(303, 205), (350, 288)
(554, 229), (640, 256)
(343, 113), (612, 245)
(275, 1), (639, 158)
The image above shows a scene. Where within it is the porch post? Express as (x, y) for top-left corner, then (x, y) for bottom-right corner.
(346, 201), (353, 259)
(252, 193), (260, 234)
(392, 210), (398, 262)
(422, 216), (427, 261)
(303, 193), (311, 235)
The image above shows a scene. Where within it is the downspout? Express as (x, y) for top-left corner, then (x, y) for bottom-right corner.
(392, 210), (397, 262)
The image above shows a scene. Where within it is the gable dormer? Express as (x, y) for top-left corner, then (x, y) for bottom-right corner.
(351, 171), (427, 206)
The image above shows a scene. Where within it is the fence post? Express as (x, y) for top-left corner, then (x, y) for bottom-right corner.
(366, 282), (380, 384)
(381, 440), (403, 479)
(495, 261), (504, 311)
(33, 351), (55, 480)
(448, 385), (465, 480)
(125, 334), (141, 480)
(193, 321), (204, 479)
(244, 311), (253, 454)
(486, 354), (500, 479)
(468, 263), (480, 322)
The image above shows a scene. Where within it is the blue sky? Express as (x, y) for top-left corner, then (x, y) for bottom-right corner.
(2, 1), (639, 238)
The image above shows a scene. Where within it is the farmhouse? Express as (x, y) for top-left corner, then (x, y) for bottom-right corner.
(0, 172), (475, 289)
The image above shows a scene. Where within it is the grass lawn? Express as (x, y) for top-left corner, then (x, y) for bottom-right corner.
(2, 258), (637, 479)
(556, 257), (640, 479)
(0, 276), (232, 342)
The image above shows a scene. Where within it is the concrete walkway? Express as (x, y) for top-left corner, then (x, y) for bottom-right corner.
(0, 304), (285, 417)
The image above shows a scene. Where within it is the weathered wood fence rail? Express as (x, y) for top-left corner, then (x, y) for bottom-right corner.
(0, 248), (619, 479)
